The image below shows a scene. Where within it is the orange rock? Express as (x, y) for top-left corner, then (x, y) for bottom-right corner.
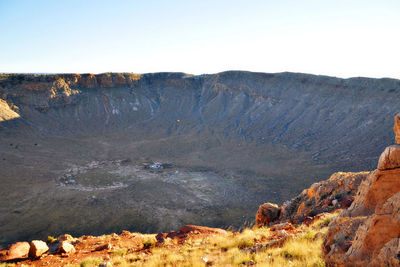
(29, 240), (49, 258)
(57, 241), (75, 254)
(58, 234), (77, 243)
(0, 241), (30, 261)
(393, 113), (400, 144)
(255, 203), (281, 226)
(93, 243), (112, 251)
(377, 145), (400, 170)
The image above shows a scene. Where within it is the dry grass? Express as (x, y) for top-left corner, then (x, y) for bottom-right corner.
(62, 215), (332, 267)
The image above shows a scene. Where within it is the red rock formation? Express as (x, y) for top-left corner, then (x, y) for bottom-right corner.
(323, 114), (400, 267)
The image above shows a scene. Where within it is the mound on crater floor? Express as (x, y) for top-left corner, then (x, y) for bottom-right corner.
(1, 71), (400, 247)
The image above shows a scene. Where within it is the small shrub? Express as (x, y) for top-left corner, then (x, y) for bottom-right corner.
(80, 258), (102, 267)
(308, 210), (317, 217)
(47, 235), (57, 243)
(334, 193), (343, 199)
(237, 238), (254, 249)
(143, 239), (156, 249)
(112, 248), (128, 257)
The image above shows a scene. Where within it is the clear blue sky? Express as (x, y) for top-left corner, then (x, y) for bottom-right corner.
(0, 0), (399, 78)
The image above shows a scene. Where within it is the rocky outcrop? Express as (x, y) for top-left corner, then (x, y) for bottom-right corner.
(256, 171), (369, 226)
(323, 114), (400, 267)
(0, 99), (19, 122)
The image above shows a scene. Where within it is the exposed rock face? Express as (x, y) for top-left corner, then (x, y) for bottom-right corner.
(0, 241), (30, 261)
(29, 240), (49, 258)
(323, 115), (400, 267)
(256, 171), (369, 226)
(0, 99), (19, 122)
(255, 203), (281, 225)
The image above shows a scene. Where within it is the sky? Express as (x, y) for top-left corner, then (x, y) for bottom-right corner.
(0, 0), (399, 78)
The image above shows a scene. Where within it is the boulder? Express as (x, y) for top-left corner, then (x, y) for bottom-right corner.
(255, 202), (281, 226)
(0, 241), (30, 261)
(57, 234), (77, 243)
(29, 240), (49, 258)
(377, 144), (400, 170)
(94, 243), (112, 251)
(57, 241), (75, 254)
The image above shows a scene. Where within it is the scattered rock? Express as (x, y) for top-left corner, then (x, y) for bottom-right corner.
(29, 240), (49, 258)
(255, 202), (281, 226)
(57, 241), (75, 254)
(93, 243), (112, 252)
(0, 241), (30, 261)
(269, 222), (294, 232)
(57, 234), (77, 243)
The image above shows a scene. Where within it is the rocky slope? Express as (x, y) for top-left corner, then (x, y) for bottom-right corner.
(1, 71), (400, 247)
(256, 171), (369, 226)
(322, 114), (400, 266)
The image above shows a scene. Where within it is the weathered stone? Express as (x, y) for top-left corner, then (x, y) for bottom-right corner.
(0, 241), (30, 261)
(377, 145), (400, 170)
(29, 240), (49, 258)
(394, 113), (400, 144)
(57, 234), (77, 243)
(269, 222), (294, 231)
(255, 202), (281, 226)
(57, 241), (75, 254)
(94, 243), (112, 251)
